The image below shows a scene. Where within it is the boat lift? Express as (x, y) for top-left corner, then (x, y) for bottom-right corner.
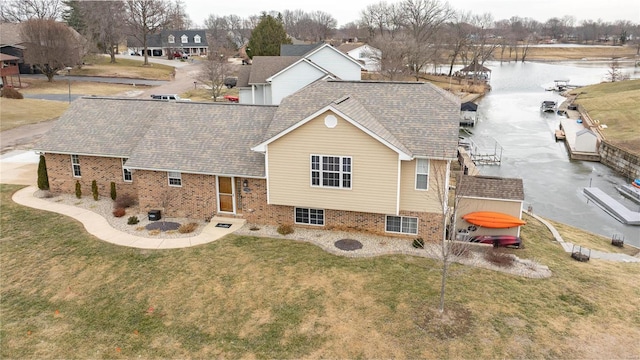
(460, 130), (503, 166)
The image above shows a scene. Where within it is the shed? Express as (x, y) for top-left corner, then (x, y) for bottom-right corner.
(575, 128), (598, 152)
(460, 101), (478, 126)
(455, 175), (525, 238)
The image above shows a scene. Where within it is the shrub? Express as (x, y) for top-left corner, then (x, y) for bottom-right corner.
(75, 180), (82, 199)
(127, 216), (139, 225)
(412, 237), (425, 248)
(178, 222), (198, 233)
(1, 87), (23, 99)
(484, 249), (515, 267)
(91, 180), (99, 201)
(110, 182), (117, 201)
(114, 193), (136, 208)
(450, 242), (471, 258)
(37, 155), (50, 190)
(112, 207), (126, 217)
(277, 224), (294, 235)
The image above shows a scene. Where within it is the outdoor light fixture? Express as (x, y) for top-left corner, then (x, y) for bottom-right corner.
(243, 179), (248, 188)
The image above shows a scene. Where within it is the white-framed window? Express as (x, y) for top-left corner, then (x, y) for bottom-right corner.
(122, 158), (132, 182)
(415, 158), (429, 190)
(194, 34), (201, 43)
(168, 34), (175, 43)
(168, 171), (182, 187)
(71, 154), (81, 177)
(295, 207), (324, 226)
(311, 155), (352, 189)
(386, 215), (418, 235)
(181, 34), (188, 43)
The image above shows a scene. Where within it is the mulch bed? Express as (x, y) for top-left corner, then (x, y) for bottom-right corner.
(334, 239), (363, 251)
(145, 221), (180, 231)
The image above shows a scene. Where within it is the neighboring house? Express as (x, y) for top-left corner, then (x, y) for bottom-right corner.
(127, 29), (208, 57)
(337, 42), (381, 72)
(455, 175), (525, 238)
(237, 43), (364, 105)
(34, 80), (461, 239)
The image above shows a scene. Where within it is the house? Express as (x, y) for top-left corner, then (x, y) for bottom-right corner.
(34, 80), (461, 239)
(455, 175), (525, 238)
(336, 42), (381, 72)
(237, 43), (364, 105)
(127, 30), (208, 57)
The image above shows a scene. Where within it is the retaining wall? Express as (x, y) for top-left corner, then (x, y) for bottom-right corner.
(599, 141), (640, 180)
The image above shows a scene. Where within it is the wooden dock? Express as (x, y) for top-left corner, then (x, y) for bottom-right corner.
(457, 147), (480, 175)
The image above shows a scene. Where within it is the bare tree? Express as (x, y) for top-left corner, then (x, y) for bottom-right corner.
(369, 33), (411, 80)
(401, 0), (453, 43)
(125, 0), (171, 66)
(199, 52), (230, 101)
(20, 18), (82, 81)
(606, 58), (628, 82)
(1, 0), (62, 22)
(79, 1), (126, 63)
(166, 0), (191, 30)
(443, 11), (473, 76)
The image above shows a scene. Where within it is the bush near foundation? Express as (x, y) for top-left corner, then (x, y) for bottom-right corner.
(277, 224), (294, 235)
(178, 222), (198, 233)
(114, 193), (136, 208)
(112, 207), (125, 217)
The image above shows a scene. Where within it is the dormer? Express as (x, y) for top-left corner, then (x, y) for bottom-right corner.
(168, 34), (175, 43)
(181, 34), (188, 43)
(194, 34), (201, 43)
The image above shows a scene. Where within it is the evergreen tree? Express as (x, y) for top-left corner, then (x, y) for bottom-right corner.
(37, 155), (49, 190)
(61, 0), (85, 33)
(246, 13), (292, 58)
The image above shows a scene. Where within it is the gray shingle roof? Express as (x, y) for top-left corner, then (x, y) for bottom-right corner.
(458, 175), (525, 201)
(265, 80), (461, 159)
(127, 30), (208, 48)
(280, 42), (323, 56)
(34, 98), (276, 177)
(236, 65), (251, 87)
(247, 56), (300, 84)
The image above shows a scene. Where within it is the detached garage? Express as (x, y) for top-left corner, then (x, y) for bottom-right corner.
(455, 175), (525, 238)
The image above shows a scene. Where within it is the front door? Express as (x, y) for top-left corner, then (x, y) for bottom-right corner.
(218, 176), (235, 213)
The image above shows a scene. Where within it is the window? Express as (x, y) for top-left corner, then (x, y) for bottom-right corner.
(181, 34), (188, 43)
(168, 171), (182, 186)
(168, 34), (175, 43)
(71, 154), (81, 177)
(295, 208), (324, 226)
(386, 216), (418, 235)
(122, 158), (132, 182)
(416, 158), (429, 190)
(311, 155), (352, 189)
(194, 34), (201, 43)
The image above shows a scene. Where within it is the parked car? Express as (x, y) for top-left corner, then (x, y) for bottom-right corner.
(150, 94), (191, 101)
(224, 77), (237, 88)
(468, 235), (522, 248)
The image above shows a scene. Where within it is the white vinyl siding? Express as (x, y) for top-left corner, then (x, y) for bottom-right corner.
(71, 154), (81, 177)
(306, 46), (361, 80)
(270, 61), (327, 105)
(416, 158), (429, 190)
(386, 215), (418, 235)
(295, 207), (324, 226)
(168, 171), (182, 187)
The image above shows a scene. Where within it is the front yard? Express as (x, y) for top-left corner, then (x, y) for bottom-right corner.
(1, 184), (639, 359)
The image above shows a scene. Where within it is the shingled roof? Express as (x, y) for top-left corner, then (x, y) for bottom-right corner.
(280, 42), (324, 56)
(262, 80), (461, 159)
(458, 175), (524, 201)
(34, 98), (277, 177)
(247, 56), (300, 84)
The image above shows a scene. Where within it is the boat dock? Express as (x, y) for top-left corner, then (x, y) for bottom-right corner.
(583, 187), (640, 225)
(617, 184), (640, 204)
(557, 101), (601, 162)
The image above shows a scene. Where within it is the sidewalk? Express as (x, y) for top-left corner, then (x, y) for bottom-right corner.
(11, 185), (245, 249)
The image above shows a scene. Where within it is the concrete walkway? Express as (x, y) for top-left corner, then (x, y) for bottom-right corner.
(525, 211), (640, 263)
(11, 185), (245, 249)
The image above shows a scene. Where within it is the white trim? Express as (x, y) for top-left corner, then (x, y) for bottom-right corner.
(460, 195), (524, 203)
(265, 148), (271, 205)
(122, 158), (132, 182)
(444, 160), (451, 213)
(266, 58), (330, 82)
(303, 43), (366, 69)
(294, 207), (325, 226)
(396, 158), (401, 215)
(216, 176), (236, 214)
(310, 154), (352, 189)
(251, 106), (412, 160)
(415, 158), (429, 190)
(71, 154), (81, 177)
(167, 171), (182, 187)
(385, 215), (419, 235)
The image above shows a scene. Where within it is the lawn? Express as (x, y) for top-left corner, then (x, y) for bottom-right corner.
(19, 78), (148, 96)
(0, 98), (68, 131)
(497, 45), (638, 61)
(71, 56), (175, 80)
(1, 184), (639, 359)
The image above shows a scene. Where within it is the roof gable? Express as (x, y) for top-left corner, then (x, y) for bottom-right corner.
(304, 43), (365, 69)
(248, 56), (300, 84)
(266, 58), (331, 82)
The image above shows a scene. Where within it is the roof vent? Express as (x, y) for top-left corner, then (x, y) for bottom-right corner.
(333, 95), (350, 105)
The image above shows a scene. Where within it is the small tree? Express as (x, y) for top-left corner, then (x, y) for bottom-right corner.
(200, 53), (229, 101)
(110, 181), (117, 200)
(37, 155), (49, 190)
(75, 180), (82, 198)
(91, 180), (98, 200)
(606, 58), (626, 82)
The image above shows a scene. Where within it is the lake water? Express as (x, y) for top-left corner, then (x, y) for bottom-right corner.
(467, 60), (640, 247)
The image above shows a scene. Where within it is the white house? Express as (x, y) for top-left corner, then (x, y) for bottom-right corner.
(337, 43), (381, 72)
(237, 43), (364, 105)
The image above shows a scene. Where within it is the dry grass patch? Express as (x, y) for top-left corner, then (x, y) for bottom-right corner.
(19, 78), (148, 96)
(497, 45), (637, 61)
(72, 56), (175, 80)
(2, 185), (640, 359)
(549, 219), (640, 255)
(0, 98), (68, 131)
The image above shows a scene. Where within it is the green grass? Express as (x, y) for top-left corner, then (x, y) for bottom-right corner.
(1, 184), (639, 358)
(570, 79), (640, 154)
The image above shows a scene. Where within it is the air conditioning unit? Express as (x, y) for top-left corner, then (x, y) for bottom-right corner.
(148, 210), (161, 221)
